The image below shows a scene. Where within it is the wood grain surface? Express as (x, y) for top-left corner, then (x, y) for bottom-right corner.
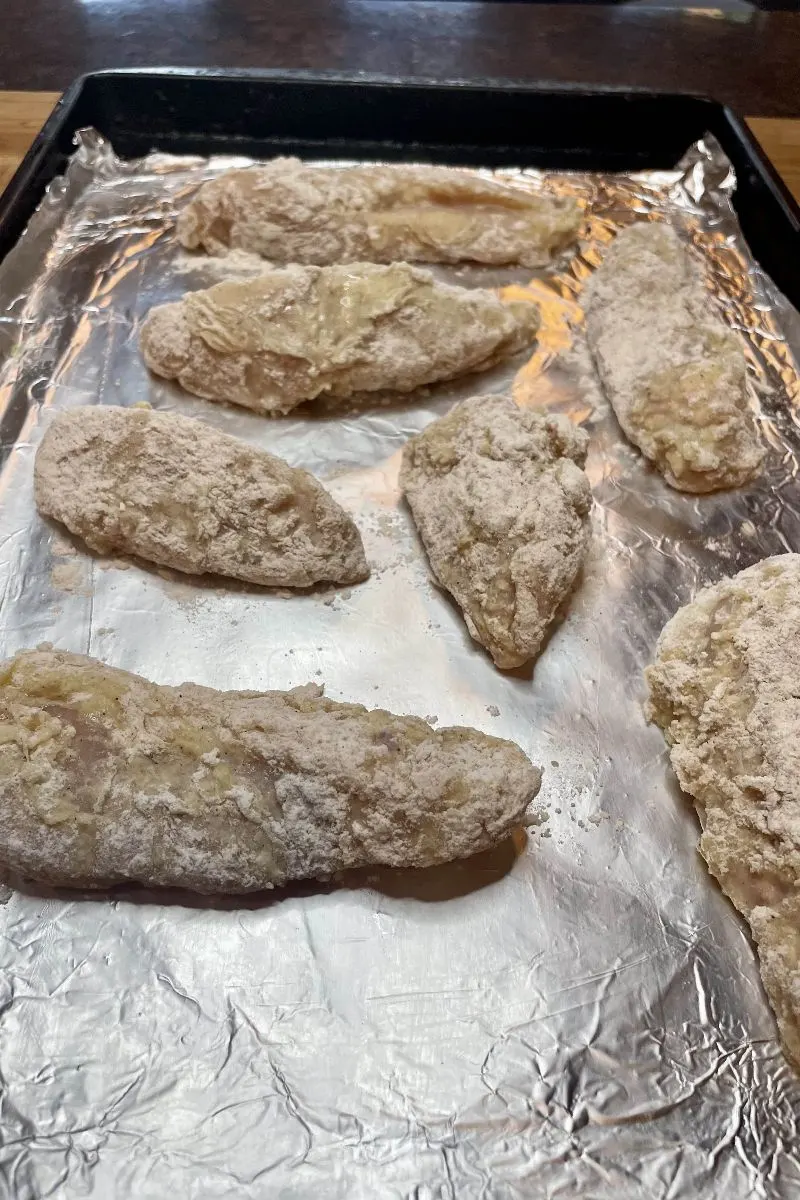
(0, 92), (798, 206)
(749, 118), (800, 205)
(0, 92), (59, 192)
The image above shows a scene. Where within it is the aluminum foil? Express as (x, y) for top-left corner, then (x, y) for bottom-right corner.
(0, 131), (798, 1199)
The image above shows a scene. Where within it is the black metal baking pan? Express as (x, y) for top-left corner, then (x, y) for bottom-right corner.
(1, 68), (799, 305)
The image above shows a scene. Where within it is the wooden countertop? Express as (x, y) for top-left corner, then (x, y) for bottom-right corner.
(1, 90), (799, 207)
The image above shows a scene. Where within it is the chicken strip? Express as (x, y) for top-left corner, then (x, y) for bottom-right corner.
(140, 262), (539, 417)
(645, 555), (800, 1067)
(0, 648), (542, 893)
(34, 406), (368, 587)
(400, 394), (592, 670)
(584, 222), (763, 493)
(177, 157), (581, 268)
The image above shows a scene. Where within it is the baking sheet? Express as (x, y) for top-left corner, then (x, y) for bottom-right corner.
(0, 131), (798, 1199)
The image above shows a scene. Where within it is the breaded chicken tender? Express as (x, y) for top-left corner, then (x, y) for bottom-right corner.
(177, 157), (581, 268)
(141, 262), (539, 416)
(646, 555), (800, 1067)
(584, 223), (763, 493)
(401, 394), (592, 669)
(0, 649), (542, 893)
(35, 406), (368, 587)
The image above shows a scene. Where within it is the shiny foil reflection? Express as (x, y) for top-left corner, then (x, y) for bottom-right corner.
(0, 132), (797, 1198)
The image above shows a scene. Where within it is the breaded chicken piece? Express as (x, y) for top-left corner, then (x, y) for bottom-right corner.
(584, 223), (763, 493)
(34, 406), (368, 587)
(140, 262), (539, 416)
(0, 648), (542, 893)
(646, 555), (800, 1067)
(177, 157), (581, 268)
(400, 394), (592, 670)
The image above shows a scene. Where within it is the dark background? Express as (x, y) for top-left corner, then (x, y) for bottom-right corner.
(1, 0), (799, 117)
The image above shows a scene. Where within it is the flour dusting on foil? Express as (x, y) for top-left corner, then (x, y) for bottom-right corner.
(0, 131), (798, 1198)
